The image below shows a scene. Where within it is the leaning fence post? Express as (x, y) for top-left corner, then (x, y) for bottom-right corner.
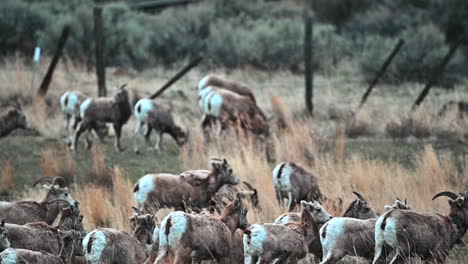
(37, 26), (70, 97)
(94, 7), (106, 97)
(30, 46), (41, 98)
(412, 42), (460, 111)
(357, 39), (404, 111)
(304, 15), (314, 115)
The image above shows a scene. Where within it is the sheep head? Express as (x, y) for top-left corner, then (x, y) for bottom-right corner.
(300, 200), (333, 224)
(0, 220), (10, 251)
(210, 158), (239, 186)
(33, 176), (76, 207)
(342, 191), (376, 219)
(7, 107), (29, 129)
(130, 207), (157, 245)
(58, 203), (86, 232)
(433, 191), (468, 228)
(220, 193), (249, 232)
(241, 181), (260, 209)
(112, 84), (129, 103)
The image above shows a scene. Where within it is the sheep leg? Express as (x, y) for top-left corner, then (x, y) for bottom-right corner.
(155, 130), (163, 152)
(84, 128), (93, 150)
(71, 122), (87, 152)
(320, 252), (342, 264)
(145, 126), (153, 152)
(173, 247), (191, 264)
(257, 253), (276, 264)
(287, 192), (296, 212)
(134, 119), (143, 154)
(113, 123), (123, 152)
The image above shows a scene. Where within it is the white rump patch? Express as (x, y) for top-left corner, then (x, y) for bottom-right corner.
(207, 92), (223, 117)
(383, 218), (398, 246)
(159, 211), (187, 249)
(147, 225), (161, 253)
(197, 75), (210, 90)
(134, 98), (154, 122)
(0, 248), (17, 264)
(60, 92), (70, 114)
(320, 218), (344, 251)
(198, 86), (212, 109)
(80, 98), (92, 119)
(247, 224), (267, 256)
(134, 174), (155, 209)
(272, 162), (293, 192)
(83, 230), (107, 263)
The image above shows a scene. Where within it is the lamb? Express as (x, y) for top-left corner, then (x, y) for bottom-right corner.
(209, 181), (260, 214)
(273, 192), (375, 225)
(198, 85), (269, 137)
(372, 191), (468, 264)
(0, 106), (29, 138)
(5, 201), (85, 253)
(319, 198), (410, 264)
(71, 84), (132, 152)
(155, 195), (249, 263)
(133, 98), (187, 154)
(272, 162), (323, 211)
(0, 176), (75, 225)
(133, 158), (239, 213)
(0, 228), (82, 264)
(60, 91), (108, 145)
(83, 209), (157, 264)
(243, 200), (333, 263)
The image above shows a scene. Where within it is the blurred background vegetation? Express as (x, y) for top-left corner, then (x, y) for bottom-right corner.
(1, 0), (468, 87)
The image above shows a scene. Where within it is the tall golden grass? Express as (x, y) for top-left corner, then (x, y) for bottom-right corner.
(0, 160), (14, 195)
(41, 147), (76, 184)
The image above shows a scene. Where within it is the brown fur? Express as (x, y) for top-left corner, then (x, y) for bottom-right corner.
(155, 199), (248, 263)
(0, 248), (64, 264)
(199, 74), (257, 103)
(134, 159), (239, 213)
(72, 86), (131, 152)
(0, 108), (28, 137)
(209, 183), (260, 214)
(341, 192), (376, 220)
(274, 162), (323, 212)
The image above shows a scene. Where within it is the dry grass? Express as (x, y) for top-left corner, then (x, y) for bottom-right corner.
(41, 147), (76, 184)
(345, 110), (373, 138)
(0, 160), (15, 195)
(89, 145), (112, 188)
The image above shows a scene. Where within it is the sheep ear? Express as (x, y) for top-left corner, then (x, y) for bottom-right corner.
(223, 158), (228, 165)
(355, 199), (363, 208)
(300, 200), (308, 208)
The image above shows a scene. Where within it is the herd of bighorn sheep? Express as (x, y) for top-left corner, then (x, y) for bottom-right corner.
(1, 75), (467, 264)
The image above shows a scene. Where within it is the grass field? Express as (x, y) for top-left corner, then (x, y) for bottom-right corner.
(0, 56), (467, 263)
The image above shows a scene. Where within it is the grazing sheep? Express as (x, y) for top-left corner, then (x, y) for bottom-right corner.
(197, 74), (257, 103)
(134, 158), (239, 213)
(209, 181), (260, 214)
(71, 84), (131, 152)
(198, 85), (268, 137)
(372, 191), (468, 264)
(0, 230), (82, 264)
(319, 198), (411, 264)
(83, 209), (156, 264)
(272, 162), (323, 212)
(5, 201), (85, 256)
(133, 98), (187, 154)
(60, 91), (108, 145)
(155, 196), (249, 263)
(0, 107), (29, 138)
(243, 200), (333, 263)
(0, 177), (75, 225)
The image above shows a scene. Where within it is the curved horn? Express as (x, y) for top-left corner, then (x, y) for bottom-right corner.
(47, 199), (71, 206)
(432, 191), (458, 201)
(33, 176), (55, 187)
(52, 177), (67, 188)
(219, 193), (235, 201)
(132, 206), (144, 215)
(352, 191), (366, 201)
(396, 197), (401, 202)
(120, 83), (128, 90)
(243, 181), (256, 193)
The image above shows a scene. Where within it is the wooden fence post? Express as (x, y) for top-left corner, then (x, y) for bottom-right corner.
(37, 26), (70, 97)
(412, 43), (460, 111)
(304, 15), (314, 114)
(94, 7), (106, 97)
(358, 39), (404, 110)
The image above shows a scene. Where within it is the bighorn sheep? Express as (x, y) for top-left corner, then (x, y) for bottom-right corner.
(0, 220), (10, 251)
(60, 91), (108, 145)
(372, 191), (468, 264)
(438, 100), (468, 119)
(209, 181), (260, 214)
(71, 84), (131, 152)
(272, 162), (323, 212)
(5, 203), (84, 256)
(83, 208), (157, 264)
(197, 74), (257, 103)
(133, 158), (239, 213)
(0, 228), (82, 264)
(319, 198), (410, 264)
(133, 98), (187, 154)
(198, 85), (268, 137)
(155, 195), (249, 263)
(243, 200), (333, 263)
(0, 177), (75, 225)
(0, 106), (29, 138)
